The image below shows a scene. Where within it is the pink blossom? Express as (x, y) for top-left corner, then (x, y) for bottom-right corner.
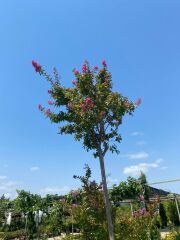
(74, 69), (79, 75)
(72, 80), (77, 85)
(135, 98), (142, 106)
(85, 98), (94, 109)
(82, 63), (87, 73)
(71, 191), (79, 198)
(93, 66), (98, 71)
(72, 204), (78, 208)
(102, 60), (107, 67)
(45, 109), (51, 116)
(81, 103), (87, 112)
(48, 100), (53, 105)
(38, 104), (43, 111)
(85, 97), (92, 104)
(81, 98), (94, 111)
(32, 60), (42, 73)
(84, 60), (89, 65)
(140, 208), (147, 215)
(133, 208), (147, 217)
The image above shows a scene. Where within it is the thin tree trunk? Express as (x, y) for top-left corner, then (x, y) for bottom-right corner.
(98, 149), (114, 240)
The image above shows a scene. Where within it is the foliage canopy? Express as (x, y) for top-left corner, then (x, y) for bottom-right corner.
(34, 60), (140, 157)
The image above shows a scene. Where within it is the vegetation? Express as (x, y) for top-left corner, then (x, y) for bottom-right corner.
(164, 231), (180, 240)
(109, 172), (149, 204)
(33, 59), (141, 240)
(0, 168), (179, 239)
(0, 61), (178, 239)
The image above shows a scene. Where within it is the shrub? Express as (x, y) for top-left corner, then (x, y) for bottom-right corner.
(115, 213), (161, 240)
(159, 203), (168, 228)
(164, 201), (179, 226)
(164, 232), (180, 240)
(72, 165), (109, 240)
(0, 229), (25, 240)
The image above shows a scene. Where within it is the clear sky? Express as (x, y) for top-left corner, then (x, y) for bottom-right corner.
(0, 0), (180, 198)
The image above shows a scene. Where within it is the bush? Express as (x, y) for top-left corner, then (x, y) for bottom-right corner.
(71, 165), (109, 240)
(164, 201), (179, 226)
(115, 213), (161, 240)
(164, 232), (180, 240)
(0, 229), (25, 240)
(159, 203), (168, 228)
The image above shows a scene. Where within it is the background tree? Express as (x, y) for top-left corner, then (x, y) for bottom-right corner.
(159, 203), (168, 228)
(0, 195), (11, 229)
(33, 59), (141, 240)
(43, 201), (64, 237)
(109, 176), (143, 204)
(164, 200), (180, 226)
(138, 172), (150, 202)
(14, 190), (42, 239)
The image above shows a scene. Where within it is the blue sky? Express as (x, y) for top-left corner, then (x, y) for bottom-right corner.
(0, 0), (180, 198)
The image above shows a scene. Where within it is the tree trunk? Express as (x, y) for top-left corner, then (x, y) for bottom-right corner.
(98, 149), (115, 240)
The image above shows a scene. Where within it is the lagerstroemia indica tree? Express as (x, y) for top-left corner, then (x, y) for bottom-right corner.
(32, 59), (141, 240)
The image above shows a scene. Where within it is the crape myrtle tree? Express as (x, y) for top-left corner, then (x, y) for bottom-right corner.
(32, 59), (141, 240)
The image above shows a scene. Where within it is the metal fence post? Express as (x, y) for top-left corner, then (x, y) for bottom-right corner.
(174, 194), (180, 223)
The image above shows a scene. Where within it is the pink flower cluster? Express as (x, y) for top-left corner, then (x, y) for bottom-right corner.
(48, 100), (53, 105)
(102, 60), (107, 67)
(81, 103), (87, 112)
(93, 66), (98, 71)
(32, 60), (42, 73)
(70, 191), (79, 198)
(135, 98), (142, 106)
(38, 104), (43, 111)
(133, 208), (148, 217)
(38, 104), (51, 117)
(45, 109), (51, 116)
(73, 60), (106, 77)
(85, 97), (92, 104)
(71, 204), (78, 208)
(72, 80), (77, 85)
(82, 62), (88, 73)
(81, 97), (94, 112)
(73, 69), (79, 75)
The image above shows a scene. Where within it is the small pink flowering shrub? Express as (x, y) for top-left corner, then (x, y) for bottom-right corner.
(71, 165), (109, 240)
